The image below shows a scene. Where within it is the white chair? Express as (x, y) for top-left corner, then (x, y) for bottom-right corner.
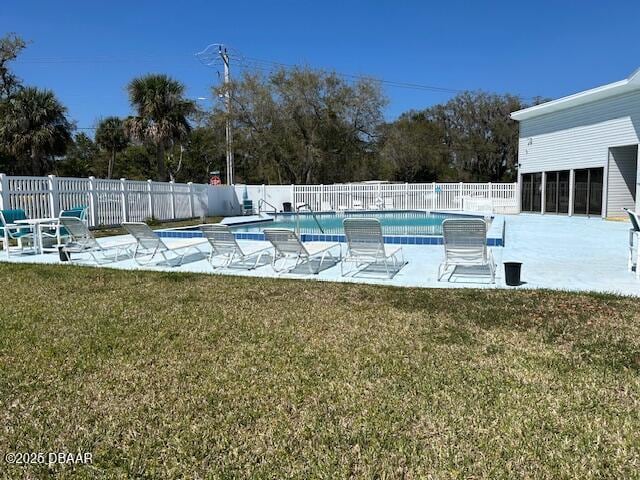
(438, 218), (495, 283)
(624, 208), (640, 277)
(42, 206), (89, 246)
(123, 222), (207, 267)
(352, 199), (364, 210)
(342, 218), (406, 278)
(200, 224), (271, 270)
(263, 228), (341, 274)
(383, 197), (394, 210)
(60, 217), (133, 264)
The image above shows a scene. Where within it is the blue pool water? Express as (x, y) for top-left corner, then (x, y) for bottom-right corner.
(159, 211), (503, 246)
(232, 211), (473, 236)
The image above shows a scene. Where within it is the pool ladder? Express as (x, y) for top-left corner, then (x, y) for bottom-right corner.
(257, 199), (278, 216)
(295, 203), (325, 235)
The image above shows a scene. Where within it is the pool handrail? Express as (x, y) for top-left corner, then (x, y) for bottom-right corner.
(295, 203), (325, 234)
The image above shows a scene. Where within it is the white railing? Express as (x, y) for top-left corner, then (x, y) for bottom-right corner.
(0, 174), (209, 227)
(0, 176), (520, 227)
(292, 182), (518, 214)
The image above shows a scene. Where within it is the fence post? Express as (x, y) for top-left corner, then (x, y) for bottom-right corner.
(170, 181), (176, 220)
(48, 174), (60, 217)
(432, 182), (436, 210)
(120, 178), (128, 222)
(405, 182), (409, 209)
(459, 182), (464, 210)
(0, 174), (8, 210)
(147, 180), (154, 220)
(188, 182), (194, 218)
(488, 182), (493, 213)
(88, 176), (97, 227)
(290, 184), (295, 207)
(320, 184), (324, 210)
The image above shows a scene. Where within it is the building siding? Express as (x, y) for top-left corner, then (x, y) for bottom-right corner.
(518, 89), (640, 174)
(606, 146), (637, 217)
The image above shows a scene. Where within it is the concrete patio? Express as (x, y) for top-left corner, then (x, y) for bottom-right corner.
(2, 214), (638, 297)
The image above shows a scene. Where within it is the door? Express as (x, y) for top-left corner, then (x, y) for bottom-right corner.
(521, 173), (542, 212)
(573, 168), (603, 216)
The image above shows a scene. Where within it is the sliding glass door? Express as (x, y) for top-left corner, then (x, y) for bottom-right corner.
(573, 167), (603, 216)
(521, 173), (542, 212)
(544, 170), (570, 214)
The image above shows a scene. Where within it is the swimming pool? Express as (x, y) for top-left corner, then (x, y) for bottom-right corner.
(157, 210), (504, 246)
(232, 211), (471, 236)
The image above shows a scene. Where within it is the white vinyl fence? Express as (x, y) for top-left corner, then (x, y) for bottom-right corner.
(241, 182), (519, 214)
(0, 174), (210, 227)
(0, 175), (520, 228)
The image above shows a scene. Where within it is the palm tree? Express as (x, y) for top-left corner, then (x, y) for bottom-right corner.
(95, 116), (127, 179)
(125, 74), (195, 181)
(0, 87), (72, 175)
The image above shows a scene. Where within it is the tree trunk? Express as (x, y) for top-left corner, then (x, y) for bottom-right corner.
(108, 149), (115, 179)
(156, 144), (167, 181)
(30, 149), (40, 176)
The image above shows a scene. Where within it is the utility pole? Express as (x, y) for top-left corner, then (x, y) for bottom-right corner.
(219, 46), (234, 185)
(195, 43), (238, 185)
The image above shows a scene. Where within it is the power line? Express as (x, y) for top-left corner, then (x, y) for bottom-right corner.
(241, 56), (463, 94)
(16, 52), (526, 97)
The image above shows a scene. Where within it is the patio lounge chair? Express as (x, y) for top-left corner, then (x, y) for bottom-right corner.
(263, 228), (341, 274)
(200, 224), (271, 270)
(42, 205), (89, 245)
(342, 218), (406, 278)
(60, 217), (133, 264)
(123, 222), (208, 267)
(438, 218), (495, 283)
(623, 208), (640, 277)
(0, 208), (36, 257)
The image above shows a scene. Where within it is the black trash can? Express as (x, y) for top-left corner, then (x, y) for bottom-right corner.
(504, 262), (522, 286)
(58, 245), (70, 262)
(282, 202), (292, 212)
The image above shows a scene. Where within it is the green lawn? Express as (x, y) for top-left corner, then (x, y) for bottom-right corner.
(1, 263), (639, 479)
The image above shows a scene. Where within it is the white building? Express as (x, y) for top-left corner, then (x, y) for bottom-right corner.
(511, 68), (640, 218)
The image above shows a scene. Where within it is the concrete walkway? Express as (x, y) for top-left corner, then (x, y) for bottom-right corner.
(2, 215), (638, 297)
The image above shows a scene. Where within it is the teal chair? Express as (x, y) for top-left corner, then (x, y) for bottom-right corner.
(43, 206), (89, 246)
(242, 199), (254, 215)
(0, 208), (36, 257)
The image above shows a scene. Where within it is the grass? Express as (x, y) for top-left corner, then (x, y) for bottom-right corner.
(91, 216), (222, 238)
(1, 263), (639, 479)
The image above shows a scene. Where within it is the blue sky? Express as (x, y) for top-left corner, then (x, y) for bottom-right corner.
(4, 0), (640, 132)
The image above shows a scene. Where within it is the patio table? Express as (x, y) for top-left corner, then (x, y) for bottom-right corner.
(15, 218), (60, 255)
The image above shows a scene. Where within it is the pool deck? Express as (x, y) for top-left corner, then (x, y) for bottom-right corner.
(2, 214), (638, 297)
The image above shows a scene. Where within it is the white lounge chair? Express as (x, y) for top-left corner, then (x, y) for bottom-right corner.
(123, 222), (207, 267)
(352, 199), (364, 210)
(60, 217), (134, 264)
(624, 208), (640, 277)
(383, 197), (394, 210)
(200, 224), (271, 270)
(263, 228), (341, 274)
(342, 218), (406, 278)
(438, 218), (495, 283)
